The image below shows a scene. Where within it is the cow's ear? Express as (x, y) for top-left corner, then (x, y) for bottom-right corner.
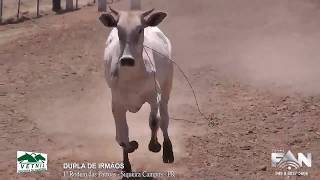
(99, 13), (117, 27)
(145, 12), (167, 27)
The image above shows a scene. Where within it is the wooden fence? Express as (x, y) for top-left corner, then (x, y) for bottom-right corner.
(0, 0), (89, 23)
(0, 0), (137, 24)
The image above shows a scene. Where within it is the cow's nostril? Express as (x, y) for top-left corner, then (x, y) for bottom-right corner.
(120, 58), (135, 66)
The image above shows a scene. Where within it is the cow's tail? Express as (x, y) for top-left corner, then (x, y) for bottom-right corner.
(130, 0), (141, 10)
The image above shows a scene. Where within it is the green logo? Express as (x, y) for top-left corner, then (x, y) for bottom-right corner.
(17, 151), (47, 173)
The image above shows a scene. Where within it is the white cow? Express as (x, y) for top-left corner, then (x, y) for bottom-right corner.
(99, 8), (174, 172)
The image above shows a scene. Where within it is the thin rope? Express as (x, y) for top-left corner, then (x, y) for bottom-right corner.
(142, 45), (227, 136)
(143, 44), (209, 122)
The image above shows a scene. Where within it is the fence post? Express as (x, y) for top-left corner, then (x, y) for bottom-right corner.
(52, 0), (62, 12)
(0, 0), (3, 23)
(17, 0), (21, 19)
(98, 0), (106, 12)
(75, 0), (78, 9)
(37, 0), (40, 17)
(66, 0), (73, 11)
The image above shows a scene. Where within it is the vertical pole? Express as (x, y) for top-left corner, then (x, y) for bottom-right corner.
(98, 0), (106, 12)
(66, 0), (73, 11)
(76, 0), (78, 9)
(17, 0), (21, 19)
(37, 0), (40, 17)
(0, 0), (3, 23)
(52, 0), (62, 12)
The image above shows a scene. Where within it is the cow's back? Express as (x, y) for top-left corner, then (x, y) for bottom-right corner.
(143, 27), (173, 90)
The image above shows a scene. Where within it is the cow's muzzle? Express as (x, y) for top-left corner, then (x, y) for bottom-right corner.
(120, 56), (135, 67)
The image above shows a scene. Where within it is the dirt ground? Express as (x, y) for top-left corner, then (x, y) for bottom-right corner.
(1, 0), (320, 179)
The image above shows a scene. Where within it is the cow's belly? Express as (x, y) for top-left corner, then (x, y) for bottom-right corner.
(115, 88), (154, 113)
(121, 94), (145, 113)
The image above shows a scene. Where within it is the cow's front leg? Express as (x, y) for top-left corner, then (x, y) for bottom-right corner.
(112, 103), (138, 153)
(122, 149), (131, 173)
(112, 103), (138, 172)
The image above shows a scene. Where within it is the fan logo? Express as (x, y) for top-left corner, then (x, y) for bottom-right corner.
(271, 150), (311, 176)
(17, 151), (47, 173)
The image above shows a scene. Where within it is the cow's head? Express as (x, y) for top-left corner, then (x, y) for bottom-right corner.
(99, 8), (167, 67)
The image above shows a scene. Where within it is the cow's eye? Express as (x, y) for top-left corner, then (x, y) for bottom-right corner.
(138, 27), (143, 34)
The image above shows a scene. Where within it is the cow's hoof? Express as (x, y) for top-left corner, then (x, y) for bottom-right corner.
(127, 141), (139, 153)
(162, 140), (174, 163)
(148, 139), (161, 153)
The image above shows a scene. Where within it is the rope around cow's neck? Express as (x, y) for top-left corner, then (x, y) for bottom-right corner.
(142, 45), (209, 122)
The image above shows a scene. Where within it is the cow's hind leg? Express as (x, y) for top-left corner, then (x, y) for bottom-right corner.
(160, 100), (174, 163)
(148, 102), (161, 153)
